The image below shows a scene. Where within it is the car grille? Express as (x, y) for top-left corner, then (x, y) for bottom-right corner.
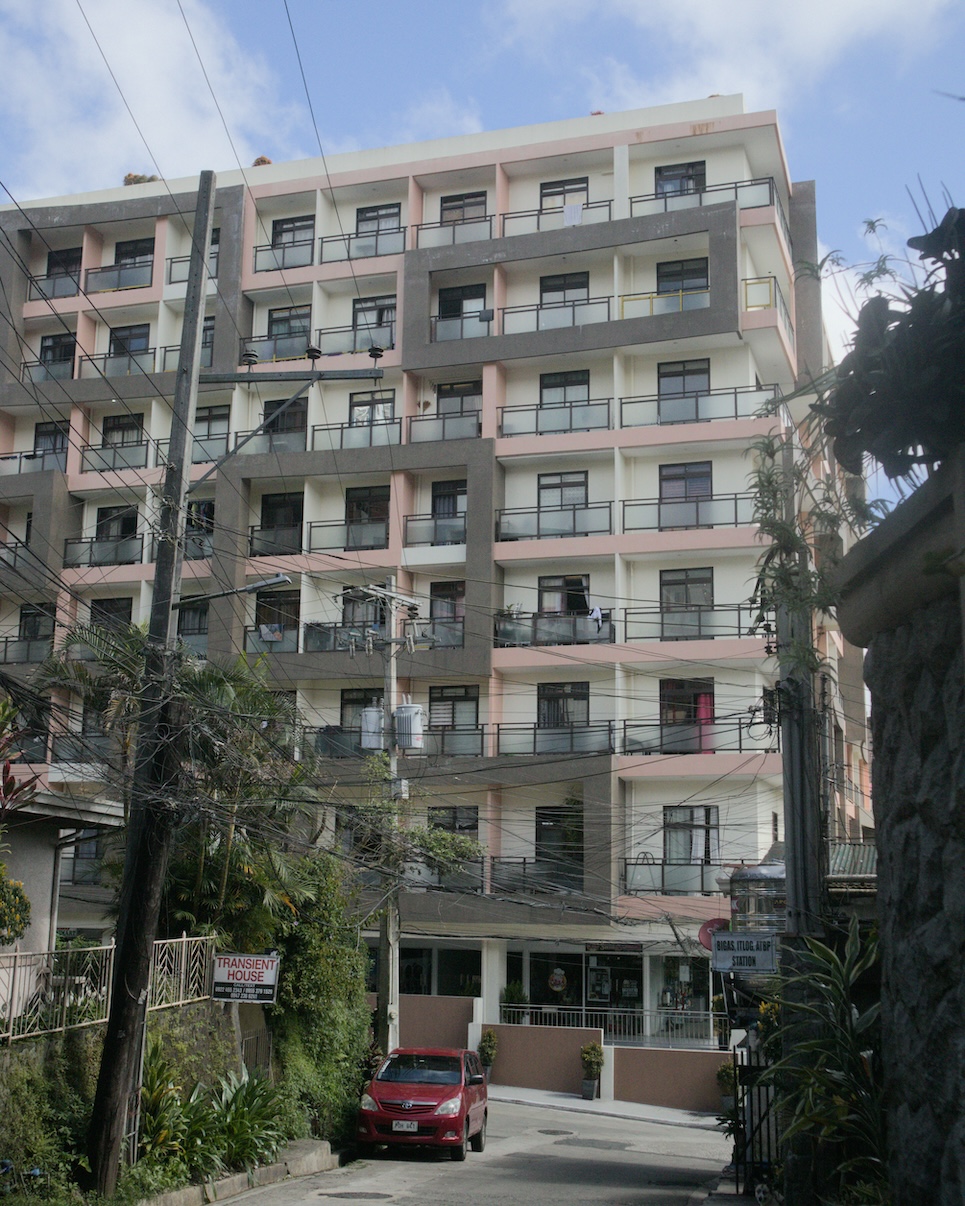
(379, 1099), (436, 1115)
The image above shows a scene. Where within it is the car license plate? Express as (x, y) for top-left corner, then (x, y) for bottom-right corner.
(392, 1119), (418, 1133)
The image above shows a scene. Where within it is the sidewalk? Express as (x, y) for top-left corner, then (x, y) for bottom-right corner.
(486, 1082), (723, 1131)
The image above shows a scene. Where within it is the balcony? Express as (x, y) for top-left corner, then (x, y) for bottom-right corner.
(500, 200), (612, 237)
(313, 322), (395, 355)
(409, 858), (485, 892)
(619, 289), (710, 318)
(622, 493), (755, 532)
(630, 176), (791, 248)
(177, 631), (208, 657)
(22, 359), (74, 384)
(408, 413), (481, 443)
(496, 502), (612, 541)
(496, 723), (613, 756)
(85, 262), (153, 292)
(742, 275), (793, 343)
(490, 856), (583, 894)
(0, 635), (53, 664)
(412, 618), (465, 649)
(0, 449), (67, 475)
(28, 273), (81, 301)
(403, 514), (466, 547)
(240, 333), (311, 363)
(415, 216), (493, 248)
(303, 726), (364, 759)
(234, 427), (307, 455)
(430, 313), (491, 342)
(501, 296), (610, 336)
(311, 420), (401, 451)
(303, 622), (375, 652)
(80, 440), (152, 472)
(619, 718), (778, 756)
(620, 384), (780, 428)
(156, 433), (230, 464)
(0, 540), (33, 571)
(318, 228), (405, 262)
(307, 519), (388, 553)
(499, 398), (611, 437)
(252, 240), (314, 273)
(494, 612), (614, 647)
(166, 248), (219, 283)
(159, 342), (213, 371)
(152, 531), (212, 561)
(63, 535), (143, 567)
(50, 733), (115, 766)
(624, 604), (771, 642)
(78, 349), (156, 379)
(244, 625), (299, 654)
(248, 524), (302, 557)
(624, 858), (723, 895)
(13, 730), (49, 763)
(423, 725), (483, 755)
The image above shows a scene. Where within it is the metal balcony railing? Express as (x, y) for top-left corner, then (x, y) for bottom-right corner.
(742, 275), (794, 343)
(311, 420), (401, 451)
(151, 531), (212, 561)
(0, 540), (33, 571)
(155, 433), (230, 464)
(403, 514), (467, 547)
(79, 349), (156, 379)
(0, 636), (53, 664)
(496, 723), (613, 756)
(307, 519), (388, 552)
(499, 1004), (724, 1050)
(501, 296), (610, 336)
(620, 384), (780, 428)
(623, 493), (756, 532)
(252, 240), (314, 272)
(423, 724), (483, 755)
(494, 612), (614, 647)
(619, 718), (778, 756)
(13, 731), (49, 763)
(177, 631), (208, 657)
(623, 604), (772, 642)
(63, 535), (143, 567)
(28, 273), (81, 301)
(233, 427), (307, 455)
(248, 524), (302, 557)
(496, 502), (612, 541)
(240, 333), (312, 363)
(166, 248), (219, 283)
(21, 359), (74, 384)
(415, 216), (493, 248)
(314, 322), (395, 355)
(500, 199), (612, 237)
(80, 440), (153, 472)
(50, 732), (115, 764)
(630, 176), (791, 249)
(0, 448), (67, 475)
(408, 412), (481, 442)
(624, 858), (724, 895)
(159, 342), (213, 371)
(619, 289), (710, 318)
(489, 856), (583, 894)
(303, 726), (365, 759)
(85, 261), (153, 292)
(319, 228), (405, 262)
(244, 625), (299, 654)
(430, 313), (492, 342)
(499, 397), (611, 437)
(302, 622), (376, 653)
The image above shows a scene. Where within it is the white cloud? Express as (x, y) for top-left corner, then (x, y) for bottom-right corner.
(388, 90), (484, 146)
(0, 0), (302, 201)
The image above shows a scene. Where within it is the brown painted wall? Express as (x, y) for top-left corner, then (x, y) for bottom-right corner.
(613, 1047), (723, 1112)
(398, 994), (474, 1050)
(484, 1023), (601, 1095)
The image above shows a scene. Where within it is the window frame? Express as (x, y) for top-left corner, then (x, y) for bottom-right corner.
(436, 380), (482, 415)
(437, 284), (486, 319)
(355, 203), (401, 234)
(656, 258), (709, 295)
(539, 369), (589, 407)
(440, 191), (487, 224)
(538, 470), (588, 510)
(659, 462), (712, 501)
(654, 161), (707, 197)
(428, 684), (479, 729)
(39, 332), (76, 365)
(113, 238), (155, 267)
(271, 216), (314, 247)
(108, 324), (150, 356)
(348, 388), (395, 426)
(539, 272), (589, 306)
(540, 177), (589, 210)
(663, 804), (720, 864)
(267, 305), (311, 339)
(657, 359), (710, 397)
(537, 681), (589, 727)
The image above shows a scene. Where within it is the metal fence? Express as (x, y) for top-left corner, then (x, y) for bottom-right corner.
(499, 1004), (728, 1049)
(0, 935), (214, 1044)
(733, 1045), (779, 1195)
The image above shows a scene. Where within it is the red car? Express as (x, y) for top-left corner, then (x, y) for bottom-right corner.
(357, 1046), (488, 1160)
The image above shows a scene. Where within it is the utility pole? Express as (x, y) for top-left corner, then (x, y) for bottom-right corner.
(376, 574), (401, 1056)
(87, 171), (215, 1196)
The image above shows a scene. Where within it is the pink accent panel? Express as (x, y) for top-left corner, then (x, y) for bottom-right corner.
(407, 175), (423, 229)
(485, 1023), (602, 1095)
(398, 994), (475, 1050)
(615, 752), (783, 778)
(613, 1047), (722, 1112)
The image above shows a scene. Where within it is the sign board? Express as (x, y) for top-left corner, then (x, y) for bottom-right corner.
(711, 932), (778, 973)
(212, 954), (281, 1003)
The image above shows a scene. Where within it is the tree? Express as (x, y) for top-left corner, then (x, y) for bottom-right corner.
(0, 698), (40, 944)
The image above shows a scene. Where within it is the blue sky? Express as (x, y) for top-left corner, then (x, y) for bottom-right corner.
(0, 0), (963, 349)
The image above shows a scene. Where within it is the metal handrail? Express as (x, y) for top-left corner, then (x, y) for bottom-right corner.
(318, 227), (405, 262)
(495, 502), (612, 541)
(252, 239), (314, 272)
(501, 296), (610, 335)
(311, 419), (401, 450)
(622, 493), (756, 532)
(499, 397), (612, 436)
(619, 384), (780, 428)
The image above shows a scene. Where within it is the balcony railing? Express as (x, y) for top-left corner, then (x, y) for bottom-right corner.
(319, 228), (405, 262)
(63, 535), (143, 567)
(22, 359), (74, 384)
(252, 240), (314, 272)
(415, 216), (493, 248)
(85, 261), (153, 292)
(624, 604), (772, 642)
(408, 412), (481, 442)
(619, 289), (710, 318)
(303, 622), (375, 653)
(499, 397), (611, 437)
(0, 449), (67, 475)
(13, 731), (49, 763)
(620, 718), (778, 755)
(0, 636), (53, 664)
(166, 248), (219, 283)
(50, 732), (115, 764)
(620, 384), (779, 428)
(490, 856), (583, 894)
(80, 440), (152, 472)
(630, 176), (791, 249)
(244, 625), (299, 654)
(501, 200), (612, 237)
(152, 531), (212, 561)
(495, 612), (615, 647)
(159, 342), (213, 371)
(406, 857), (485, 892)
(156, 433), (230, 464)
(430, 313), (492, 342)
(417, 618), (465, 649)
(501, 296), (610, 336)
(79, 349), (156, 379)
(248, 524), (302, 557)
(308, 519), (388, 552)
(623, 493), (755, 532)
(314, 322), (395, 355)
(233, 427), (307, 455)
(177, 631), (208, 657)
(499, 1004), (724, 1050)
(303, 726), (364, 759)
(403, 514), (466, 547)
(624, 858), (723, 895)
(311, 420), (401, 451)
(240, 333), (311, 363)
(496, 723), (613, 756)
(496, 502), (612, 541)
(0, 540), (33, 571)
(742, 275), (793, 343)
(423, 725), (483, 755)
(28, 273), (81, 301)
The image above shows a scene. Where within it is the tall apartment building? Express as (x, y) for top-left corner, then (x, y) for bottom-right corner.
(0, 95), (871, 1032)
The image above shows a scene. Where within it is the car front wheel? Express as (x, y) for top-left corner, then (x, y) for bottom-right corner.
(451, 1120), (469, 1162)
(470, 1112), (487, 1153)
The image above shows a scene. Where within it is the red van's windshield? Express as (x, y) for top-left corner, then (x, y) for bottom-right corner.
(376, 1054), (462, 1085)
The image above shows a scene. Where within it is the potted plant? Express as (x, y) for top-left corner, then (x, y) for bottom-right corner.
(716, 1059), (737, 1111)
(478, 1028), (498, 1081)
(500, 981), (529, 1023)
(580, 1041), (604, 1100)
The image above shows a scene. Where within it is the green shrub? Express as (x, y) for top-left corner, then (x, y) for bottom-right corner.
(213, 1070), (285, 1170)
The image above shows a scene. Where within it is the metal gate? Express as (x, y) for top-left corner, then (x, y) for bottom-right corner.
(734, 1046), (779, 1195)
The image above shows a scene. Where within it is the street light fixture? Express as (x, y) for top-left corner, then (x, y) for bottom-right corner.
(171, 573), (292, 608)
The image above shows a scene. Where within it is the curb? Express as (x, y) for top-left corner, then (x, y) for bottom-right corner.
(143, 1139), (339, 1206)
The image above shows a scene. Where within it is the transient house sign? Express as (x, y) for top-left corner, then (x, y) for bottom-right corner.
(711, 932), (778, 973)
(212, 954), (281, 1002)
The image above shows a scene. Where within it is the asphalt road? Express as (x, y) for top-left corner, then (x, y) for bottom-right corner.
(246, 1102), (729, 1206)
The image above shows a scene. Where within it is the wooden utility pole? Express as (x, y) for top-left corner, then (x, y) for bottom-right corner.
(86, 172), (215, 1196)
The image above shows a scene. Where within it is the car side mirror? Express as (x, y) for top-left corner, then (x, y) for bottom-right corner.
(468, 1073), (485, 1085)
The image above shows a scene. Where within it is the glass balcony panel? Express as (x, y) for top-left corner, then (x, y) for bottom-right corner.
(404, 515), (466, 547)
(22, 359), (73, 383)
(424, 727), (484, 756)
(244, 625), (298, 653)
(167, 249), (219, 283)
(14, 732), (49, 763)
(319, 228), (404, 263)
(314, 323), (395, 355)
(321, 420), (401, 450)
(248, 525), (302, 556)
(183, 531), (213, 560)
(0, 540), (29, 567)
(422, 618), (464, 648)
(253, 241), (313, 272)
(63, 536), (143, 567)
(51, 733), (114, 764)
(81, 442), (150, 472)
(306, 726), (363, 758)
(735, 180), (772, 209)
(409, 413), (481, 442)
(85, 262), (153, 292)
(235, 429), (307, 455)
(0, 449), (67, 475)
(29, 274), (81, 300)
(416, 217), (493, 248)
(431, 313), (492, 342)
(0, 636), (53, 664)
(79, 350), (156, 379)
(178, 632), (208, 656)
(347, 520), (388, 550)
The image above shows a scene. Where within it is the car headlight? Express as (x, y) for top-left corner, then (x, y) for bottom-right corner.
(360, 1092), (378, 1112)
(435, 1096), (462, 1116)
